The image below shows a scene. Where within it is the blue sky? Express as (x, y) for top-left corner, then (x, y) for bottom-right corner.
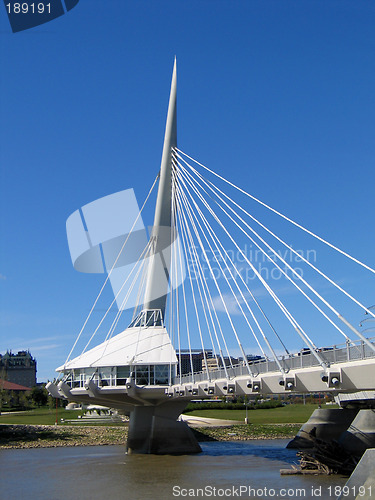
(1, 1), (374, 381)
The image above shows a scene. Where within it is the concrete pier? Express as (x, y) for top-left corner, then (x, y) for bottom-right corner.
(287, 408), (358, 449)
(338, 448), (375, 500)
(338, 409), (375, 456)
(126, 401), (202, 455)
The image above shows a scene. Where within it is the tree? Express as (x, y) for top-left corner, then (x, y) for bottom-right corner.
(17, 391), (31, 410)
(30, 386), (48, 407)
(0, 368), (7, 411)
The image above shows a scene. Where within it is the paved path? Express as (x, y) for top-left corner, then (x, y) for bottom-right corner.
(0, 411), (30, 415)
(180, 414), (243, 427)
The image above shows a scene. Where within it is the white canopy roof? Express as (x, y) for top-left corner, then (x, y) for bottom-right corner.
(57, 326), (178, 371)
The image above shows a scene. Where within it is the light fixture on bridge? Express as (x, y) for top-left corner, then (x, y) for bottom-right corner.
(329, 373), (341, 388)
(279, 377), (295, 390)
(321, 371), (341, 388)
(246, 381), (252, 389)
(227, 384), (235, 394)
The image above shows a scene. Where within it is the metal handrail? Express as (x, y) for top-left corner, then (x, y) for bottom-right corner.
(175, 336), (375, 385)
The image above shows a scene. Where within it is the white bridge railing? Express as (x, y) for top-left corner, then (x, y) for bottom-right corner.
(175, 336), (375, 385)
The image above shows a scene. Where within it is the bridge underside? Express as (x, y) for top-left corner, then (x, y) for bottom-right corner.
(49, 358), (375, 408)
(48, 379), (203, 454)
(47, 357), (375, 454)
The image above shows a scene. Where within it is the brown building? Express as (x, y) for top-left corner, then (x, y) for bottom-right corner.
(0, 379), (32, 391)
(202, 355), (240, 372)
(0, 351), (37, 387)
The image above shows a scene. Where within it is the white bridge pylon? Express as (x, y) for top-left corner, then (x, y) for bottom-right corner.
(47, 60), (375, 452)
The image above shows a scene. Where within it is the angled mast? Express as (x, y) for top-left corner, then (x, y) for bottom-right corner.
(143, 58), (177, 317)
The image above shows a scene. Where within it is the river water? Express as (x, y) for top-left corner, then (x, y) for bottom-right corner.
(0, 440), (348, 499)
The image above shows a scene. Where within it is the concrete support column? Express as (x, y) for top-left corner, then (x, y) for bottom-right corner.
(338, 409), (375, 456)
(338, 448), (375, 499)
(127, 400), (202, 455)
(287, 408), (358, 449)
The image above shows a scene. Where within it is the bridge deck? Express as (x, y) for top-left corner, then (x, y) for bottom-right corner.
(176, 337), (375, 385)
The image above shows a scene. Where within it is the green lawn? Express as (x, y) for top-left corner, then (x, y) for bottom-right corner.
(0, 407), (127, 426)
(0, 408), (83, 425)
(0, 403), (337, 426)
(186, 403), (337, 424)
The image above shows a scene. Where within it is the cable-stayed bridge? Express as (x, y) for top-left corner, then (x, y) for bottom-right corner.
(47, 59), (375, 454)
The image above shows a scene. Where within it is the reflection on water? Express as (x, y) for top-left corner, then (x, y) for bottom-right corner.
(0, 440), (347, 499)
(202, 440), (298, 459)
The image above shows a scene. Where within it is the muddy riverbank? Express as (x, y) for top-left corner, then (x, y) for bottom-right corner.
(0, 423), (301, 449)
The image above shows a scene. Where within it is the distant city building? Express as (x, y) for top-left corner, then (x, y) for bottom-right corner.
(202, 356), (220, 372)
(177, 351), (243, 374)
(246, 354), (264, 363)
(0, 350), (37, 387)
(177, 349), (213, 375)
(202, 355), (240, 372)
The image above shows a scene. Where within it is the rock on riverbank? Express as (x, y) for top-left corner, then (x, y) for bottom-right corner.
(193, 423), (301, 441)
(0, 424), (127, 449)
(0, 423), (301, 449)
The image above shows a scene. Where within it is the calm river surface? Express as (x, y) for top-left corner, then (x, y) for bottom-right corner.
(0, 440), (347, 499)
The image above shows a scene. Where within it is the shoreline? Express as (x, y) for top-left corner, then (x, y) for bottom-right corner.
(0, 423), (300, 449)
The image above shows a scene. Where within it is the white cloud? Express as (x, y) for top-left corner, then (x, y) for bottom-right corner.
(7, 336), (63, 355)
(29, 344), (62, 352)
(29, 336), (61, 344)
(211, 293), (241, 315)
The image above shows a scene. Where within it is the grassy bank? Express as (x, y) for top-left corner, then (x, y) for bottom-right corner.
(0, 424), (127, 448)
(0, 422), (301, 449)
(0, 403), (328, 426)
(0, 407), (127, 426)
(0, 408), (84, 425)
(187, 403), (334, 424)
(0, 403), (328, 448)
(193, 423), (302, 441)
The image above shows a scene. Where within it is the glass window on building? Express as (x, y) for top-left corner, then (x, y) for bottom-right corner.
(154, 365), (170, 385)
(72, 369), (81, 388)
(135, 365), (149, 385)
(117, 366), (131, 385)
(83, 368), (96, 384)
(99, 367), (113, 386)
